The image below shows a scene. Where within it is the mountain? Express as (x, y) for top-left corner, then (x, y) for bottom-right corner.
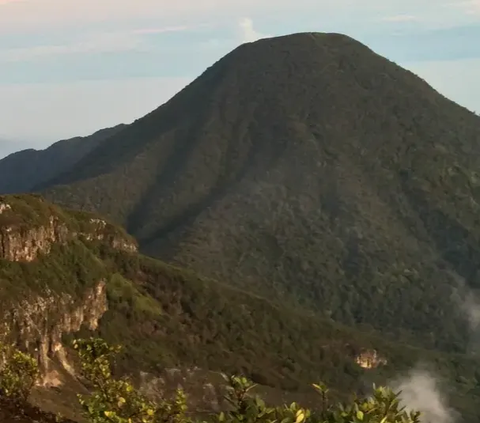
(0, 125), (125, 194)
(2, 194), (480, 422)
(36, 32), (480, 356)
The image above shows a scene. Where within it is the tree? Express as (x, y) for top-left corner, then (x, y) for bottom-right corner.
(73, 338), (189, 423)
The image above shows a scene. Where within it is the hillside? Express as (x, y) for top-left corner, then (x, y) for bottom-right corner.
(0, 194), (396, 393)
(35, 32), (480, 355)
(2, 194), (480, 422)
(0, 125), (125, 194)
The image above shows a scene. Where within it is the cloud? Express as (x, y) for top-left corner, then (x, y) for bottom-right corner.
(237, 17), (269, 43)
(381, 14), (419, 22)
(0, 30), (150, 62)
(132, 26), (190, 35)
(464, 0), (480, 14)
(0, 0), (449, 32)
(446, 0), (480, 15)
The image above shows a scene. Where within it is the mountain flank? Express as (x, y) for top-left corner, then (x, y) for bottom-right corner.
(0, 125), (125, 194)
(30, 32), (480, 358)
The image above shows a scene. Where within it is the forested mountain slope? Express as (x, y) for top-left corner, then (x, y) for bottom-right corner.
(36, 33), (480, 356)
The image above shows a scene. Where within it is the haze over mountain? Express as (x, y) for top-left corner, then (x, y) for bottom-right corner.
(30, 32), (480, 358)
(0, 125), (125, 194)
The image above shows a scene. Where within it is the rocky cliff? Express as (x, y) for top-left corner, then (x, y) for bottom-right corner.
(0, 281), (107, 386)
(0, 194), (136, 385)
(0, 195), (136, 262)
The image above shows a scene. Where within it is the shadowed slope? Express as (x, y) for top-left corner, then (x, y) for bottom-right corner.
(0, 125), (126, 194)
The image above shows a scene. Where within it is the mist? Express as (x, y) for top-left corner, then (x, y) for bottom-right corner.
(391, 366), (457, 423)
(386, 270), (480, 423)
(448, 270), (480, 353)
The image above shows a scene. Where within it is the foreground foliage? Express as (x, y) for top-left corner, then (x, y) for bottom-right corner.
(0, 342), (39, 404)
(73, 338), (189, 423)
(73, 338), (421, 423)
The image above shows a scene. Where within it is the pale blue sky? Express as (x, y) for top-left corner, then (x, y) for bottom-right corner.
(0, 0), (479, 155)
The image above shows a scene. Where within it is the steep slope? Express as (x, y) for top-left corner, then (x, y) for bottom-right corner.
(2, 194), (480, 423)
(38, 32), (480, 354)
(0, 194), (393, 393)
(0, 125), (125, 194)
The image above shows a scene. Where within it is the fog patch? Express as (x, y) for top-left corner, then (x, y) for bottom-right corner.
(391, 365), (458, 423)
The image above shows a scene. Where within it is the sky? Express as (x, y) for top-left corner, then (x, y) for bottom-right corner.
(0, 0), (479, 156)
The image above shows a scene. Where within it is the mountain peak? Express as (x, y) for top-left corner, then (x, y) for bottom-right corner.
(7, 30), (480, 356)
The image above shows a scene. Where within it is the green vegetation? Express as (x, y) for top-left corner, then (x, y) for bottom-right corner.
(107, 273), (162, 317)
(2, 194), (480, 420)
(0, 342), (39, 404)
(30, 33), (480, 359)
(73, 338), (189, 423)
(0, 193), (135, 245)
(0, 193), (136, 305)
(0, 338), (422, 423)
(0, 240), (106, 303)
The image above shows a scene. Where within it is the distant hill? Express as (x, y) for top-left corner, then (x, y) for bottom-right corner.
(38, 32), (480, 355)
(0, 125), (125, 194)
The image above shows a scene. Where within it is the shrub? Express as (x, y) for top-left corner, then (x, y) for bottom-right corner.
(73, 338), (189, 423)
(0, 337), (423, 423)
(0, 342), (39, 403)
(73, 338), (422, 423)
(217, 375), (421, 423)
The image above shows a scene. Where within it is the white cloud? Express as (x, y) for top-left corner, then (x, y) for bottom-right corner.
(445, 0), (480, 15)
(0, 0), (448, 32)
(237, 17), (269, 43)
(132, 25), (190, 35)
(0, 30), (150, 62)
(464, 0), (480, 14)
(381, 14), (419, 22)
(0, 23), (197, 62)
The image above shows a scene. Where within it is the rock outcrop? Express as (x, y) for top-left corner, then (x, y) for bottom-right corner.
(354, 349), (387, 369)
(0, 195), (137, 262)
(0, 281), (108, 387)
(0, 194), (135, 385)
(0, 215), (69, 261)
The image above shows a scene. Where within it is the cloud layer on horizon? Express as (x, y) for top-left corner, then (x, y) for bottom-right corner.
(0, 0), (479, 145)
